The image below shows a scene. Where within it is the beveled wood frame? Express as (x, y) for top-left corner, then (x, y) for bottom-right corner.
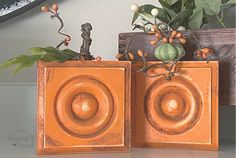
(37, 60), (131, 154)
(131, 61), (219, 150)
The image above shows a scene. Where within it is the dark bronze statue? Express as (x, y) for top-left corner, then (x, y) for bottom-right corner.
(78, 23), (95, 60)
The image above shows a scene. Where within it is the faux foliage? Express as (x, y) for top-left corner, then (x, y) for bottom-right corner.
(131, 0), (235, 29)
(0, 47), (78, 76)
(0, 4), (80, 76)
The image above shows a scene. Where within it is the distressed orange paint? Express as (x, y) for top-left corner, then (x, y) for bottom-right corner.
(131, 61), (219, 150)
(37, 60), (131, 154)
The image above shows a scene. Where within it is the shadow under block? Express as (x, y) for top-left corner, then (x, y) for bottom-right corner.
(37, 61), (131, 154)
(131, 61), (219, 150)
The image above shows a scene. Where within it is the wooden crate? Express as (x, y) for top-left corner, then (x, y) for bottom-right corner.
(37, 60), (131, 154)
(119, 28), (235, 105)
(131, 61), (218, 150)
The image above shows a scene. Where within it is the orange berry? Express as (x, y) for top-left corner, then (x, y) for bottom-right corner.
(170, 30), (177, 38)
(95, 56), (102, 61)
(153, 25), (158, 31)
(169, 38), (174, 43)
(202, 53), (207, 59)
(201, 48), (210, 53)
(64, 40), (69, 46)
(155, 33), (162, 39)
(150, 40), (158, 45)
(148, 31), (156, 35)
(162, 37), (168, 43)
(65, 36), (71, 41)
(116, 53), (123, 59)
(128, 52), (134, 60)
(175, 32), (182, 38)
(179, 38), (186, 44)
(137, 50), (143, 57)
(41, 5), (49, 12)
(51, 3), (58, 12)
(196, 50), (202, 57)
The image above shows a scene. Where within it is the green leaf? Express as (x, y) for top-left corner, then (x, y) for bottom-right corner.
(168, 9), (193, 27)
(28, 47), (45, 55)
(0, 46), (80, 76)
(163, 0), (178, 6)
(11, 55), (41, 76)
(131, 13), (139, 25)
(171, 0), (183, 13)
(184, 0), (195, 9)
(159, 0), (178, 18)
(222, 0), (236, 5)
(156, 8), (171, 23)
(221, 0), (236, 10)
(0, 58), (20, 69)
(139, 4), (156, 17)
(222, 0), (230, 3)
(62, 49), (79, 58)
(43, 47), (66, 61)
(189, 7), (203, 29)
(195, 0), (221, 15)
(29, 47), (64, 62)
(138, 4), (170, 23)
(0, 55), (41, 77)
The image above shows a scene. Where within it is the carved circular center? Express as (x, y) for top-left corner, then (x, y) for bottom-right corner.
(145, 76), (202, 135)
(160, 93), (185, 119)
(72, 93), (98, 120)
(56, 76), (114, 137)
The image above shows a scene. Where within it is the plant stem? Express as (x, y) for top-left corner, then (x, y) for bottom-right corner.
(140, 15), (154, 25)
(216, 14), (226, 28)
(49, 11), (71, 49)
(188, 31), (201, 49)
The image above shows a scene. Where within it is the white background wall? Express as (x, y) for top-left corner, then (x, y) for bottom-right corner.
(0, 0), (159, 82)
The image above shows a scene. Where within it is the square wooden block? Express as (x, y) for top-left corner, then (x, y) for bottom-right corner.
(37, 61), (131, 154)
(131, 61), (219, 150)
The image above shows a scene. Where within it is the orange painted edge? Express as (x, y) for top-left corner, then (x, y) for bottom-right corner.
(36, 60), (131, 154)
(132, 61), (219, 151)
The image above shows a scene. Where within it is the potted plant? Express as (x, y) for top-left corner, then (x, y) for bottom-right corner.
(117, 0), (235, 105)
(0, 4), (131, 154)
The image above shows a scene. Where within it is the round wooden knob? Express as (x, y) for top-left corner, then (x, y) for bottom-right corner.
(145, 76), (202, 135)
(55, 76), (114, 137)
(72, 93), (98, 120)
(160, 93), (185, 119)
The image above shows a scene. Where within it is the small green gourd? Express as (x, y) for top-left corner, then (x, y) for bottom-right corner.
(154, 43), (185, 63)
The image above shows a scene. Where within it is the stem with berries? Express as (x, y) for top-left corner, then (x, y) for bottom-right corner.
(41, 4), (71, 49)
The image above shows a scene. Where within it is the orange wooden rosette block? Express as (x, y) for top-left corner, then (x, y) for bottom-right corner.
(131, 61), (219, 150)
(37, 61), (131, 154)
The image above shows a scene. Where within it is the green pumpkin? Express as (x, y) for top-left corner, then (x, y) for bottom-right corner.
(154, 43), (185, 63)
(175, 43), (186, 58)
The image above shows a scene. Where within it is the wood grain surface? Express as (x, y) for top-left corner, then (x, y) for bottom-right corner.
(37, 60), (131, 154)
(131, 61), (218, 150)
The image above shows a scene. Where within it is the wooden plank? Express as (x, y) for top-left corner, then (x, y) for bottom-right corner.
(119, 28), (236, 106)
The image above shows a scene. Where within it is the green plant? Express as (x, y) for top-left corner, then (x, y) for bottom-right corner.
(117, 3), (218, 80)
(131, 0), (235, 30)
(0, 4), (77, 76)
(0, 3), (98, 77)
(0, 47), (78, 76)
